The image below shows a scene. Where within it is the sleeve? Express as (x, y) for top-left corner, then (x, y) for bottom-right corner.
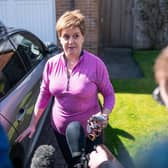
(96, 59), (115, 111)
(34, 60), (52, 110)
(0, 125), (13, 168)
(99, 160), (116, 168)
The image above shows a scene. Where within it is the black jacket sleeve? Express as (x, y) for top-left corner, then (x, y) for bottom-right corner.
(99, 160), (116, 168)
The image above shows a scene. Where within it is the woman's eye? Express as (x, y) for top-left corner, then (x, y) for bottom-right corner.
(62, 34), (80, 40)
(73, 34), (79, 39)
(63, 34), (70, 40)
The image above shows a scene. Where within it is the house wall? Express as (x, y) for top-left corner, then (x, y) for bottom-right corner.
(56, 0), (144, 53)
(55, 0), (99, 55)
(56, 0), (168, 52)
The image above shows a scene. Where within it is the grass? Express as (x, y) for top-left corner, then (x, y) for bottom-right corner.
(102, 50), (168, 167)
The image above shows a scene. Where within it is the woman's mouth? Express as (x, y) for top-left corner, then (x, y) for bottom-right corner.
(68, 47), (76, 52)
(68, 46), (75, 49)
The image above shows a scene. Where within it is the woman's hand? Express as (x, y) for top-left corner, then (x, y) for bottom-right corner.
(15, 125), (36, 143)
(15, 108), (44, 143)
(94, 112), (109, 128)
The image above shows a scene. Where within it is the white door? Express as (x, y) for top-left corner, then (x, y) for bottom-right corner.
(0, 0), (57, 43)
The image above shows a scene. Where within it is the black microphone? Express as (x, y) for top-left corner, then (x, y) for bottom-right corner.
(66, 121), (86, 159)
(30, 145), (55, 168)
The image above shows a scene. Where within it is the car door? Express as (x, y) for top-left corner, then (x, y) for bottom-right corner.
(0, 30), (52, 167)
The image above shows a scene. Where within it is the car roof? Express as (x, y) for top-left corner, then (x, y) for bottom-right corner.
(0, 26), (19, 38)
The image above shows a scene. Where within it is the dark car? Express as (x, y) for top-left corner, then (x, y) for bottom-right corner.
(0, 23), (58, 167)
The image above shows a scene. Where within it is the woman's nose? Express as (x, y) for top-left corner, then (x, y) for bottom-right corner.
(68, 36), (75, 43)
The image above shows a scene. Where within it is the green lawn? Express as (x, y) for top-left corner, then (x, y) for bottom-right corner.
(102, 50), (168, 168)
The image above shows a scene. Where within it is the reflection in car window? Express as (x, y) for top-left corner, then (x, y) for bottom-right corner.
(0, 32), (44, 98)
(0, 39), (26, 96)
(10, 33), (44, 69)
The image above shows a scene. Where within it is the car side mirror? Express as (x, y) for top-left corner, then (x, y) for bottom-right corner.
(45, 42), (59, 54)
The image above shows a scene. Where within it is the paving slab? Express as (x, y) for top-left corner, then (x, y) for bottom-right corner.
(100, 48), (143, 79)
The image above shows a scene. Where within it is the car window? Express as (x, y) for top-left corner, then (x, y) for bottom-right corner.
(0, 32), (45, 98)
(10, 33), (44, 70)
(0, 39), (22, 97)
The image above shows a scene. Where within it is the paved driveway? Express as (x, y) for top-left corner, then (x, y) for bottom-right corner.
(100, 48), (143, 79)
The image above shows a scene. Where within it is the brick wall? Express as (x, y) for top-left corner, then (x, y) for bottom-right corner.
(55, 0), (99, 54)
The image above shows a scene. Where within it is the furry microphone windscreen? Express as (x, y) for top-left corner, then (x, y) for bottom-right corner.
(30, 145), (55, 168)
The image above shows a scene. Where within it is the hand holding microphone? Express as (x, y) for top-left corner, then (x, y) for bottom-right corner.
(89, 145), (124, 168)
(87, 112), (108, 141)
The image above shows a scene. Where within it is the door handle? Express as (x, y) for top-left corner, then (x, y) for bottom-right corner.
(17, 108), (26, 122)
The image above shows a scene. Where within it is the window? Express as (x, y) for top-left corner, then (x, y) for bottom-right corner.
(10, 32), (44, 70)
(0, 38), (26, 95)
(0, 31), (45, 97)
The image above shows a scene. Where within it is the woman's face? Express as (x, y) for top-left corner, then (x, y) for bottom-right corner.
(59, 27), (84, 58)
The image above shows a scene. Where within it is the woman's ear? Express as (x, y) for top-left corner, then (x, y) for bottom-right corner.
(81, 35), (85, 45)
(58, 36), (63, 46)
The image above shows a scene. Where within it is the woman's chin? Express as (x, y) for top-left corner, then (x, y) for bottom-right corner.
(67, 51), (79, 57)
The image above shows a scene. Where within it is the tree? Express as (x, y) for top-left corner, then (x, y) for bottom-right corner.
(137, 0), (168, 49)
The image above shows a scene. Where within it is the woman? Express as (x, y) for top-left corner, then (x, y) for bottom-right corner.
(16, 10), (115, 167)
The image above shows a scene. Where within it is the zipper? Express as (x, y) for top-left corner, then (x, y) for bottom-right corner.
(64, 51), (83, 91)
(66, 67), (71, 91)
